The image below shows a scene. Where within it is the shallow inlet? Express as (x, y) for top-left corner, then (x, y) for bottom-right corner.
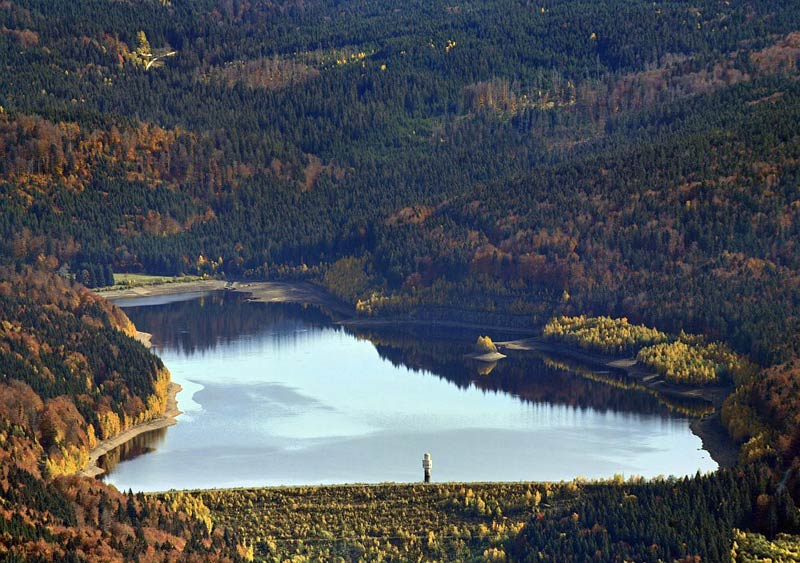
(103, 292), (716, 491)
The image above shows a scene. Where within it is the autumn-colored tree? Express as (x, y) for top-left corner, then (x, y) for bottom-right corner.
(475, 336), (498, 354)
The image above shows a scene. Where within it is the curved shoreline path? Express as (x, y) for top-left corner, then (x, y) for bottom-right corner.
(497, 336), (739, 468)
(79, 381), (183, 479)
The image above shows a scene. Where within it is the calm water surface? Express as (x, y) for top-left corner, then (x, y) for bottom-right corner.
(104, 292), (716, 491)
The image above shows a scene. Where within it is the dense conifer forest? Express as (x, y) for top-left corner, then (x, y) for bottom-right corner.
(1, 0), (800, 560)
(1, 0), (800, 363)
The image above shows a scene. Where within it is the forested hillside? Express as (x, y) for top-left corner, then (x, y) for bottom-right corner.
(0, 270), (243, 561)
(0, 0), (799, 365)
(2, 0), (800, 559)
(0, 268), (170, 476)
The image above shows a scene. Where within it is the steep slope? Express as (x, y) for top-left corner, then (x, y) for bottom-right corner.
(0, 269), (242, 561)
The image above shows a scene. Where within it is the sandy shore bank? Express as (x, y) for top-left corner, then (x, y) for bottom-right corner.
(337, 317), (537, 336)
(78, 382), (183, 479)
(464, 351), (507, 362)
(99, 279), (354, 317)
(235, 281), (354, 316)
(98, 279), (228, 299)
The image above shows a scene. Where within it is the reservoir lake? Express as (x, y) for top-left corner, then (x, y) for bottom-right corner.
(103, 291), (717, 491)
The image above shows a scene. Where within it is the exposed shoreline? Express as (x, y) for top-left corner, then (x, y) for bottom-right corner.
(100, 279), (355, 316)
(499, 337), (733, 408)
(464, 351), (508, 362)
(100, 279), (537, 335)
(337, 317), (537, 336)
(499, 337), (740, 467)
(78, 382), (183, 479)
(99, 279), (229, 299)
(690, 413), (740, 468)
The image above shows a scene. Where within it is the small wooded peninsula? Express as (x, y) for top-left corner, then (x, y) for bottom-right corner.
(1, 0), (800, 560)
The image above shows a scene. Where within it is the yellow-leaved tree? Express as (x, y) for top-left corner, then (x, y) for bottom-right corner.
(475, 336), (498, 354)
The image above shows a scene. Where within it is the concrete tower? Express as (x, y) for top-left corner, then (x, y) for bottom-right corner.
(422, 452), (432, 483)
